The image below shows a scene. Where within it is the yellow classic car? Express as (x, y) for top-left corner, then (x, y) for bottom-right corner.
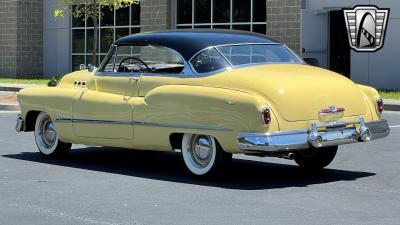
(16, 30), (390, 176)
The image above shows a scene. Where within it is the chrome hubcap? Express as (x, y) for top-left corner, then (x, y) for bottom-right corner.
(188, 135), (213, 168)
(39, 116), (56, 148)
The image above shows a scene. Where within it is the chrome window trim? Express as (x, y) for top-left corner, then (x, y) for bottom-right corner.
(188, 43), (304, 75)
(97, 43), (304, 78)
(96, 44), (197, 77)
(55, 118), (231, 131)
(214, 47), (234, 67)
(282, 44), (305, 64)
(187, 46), (233, 77)
(98, 45), (117, 71)
(188, 43), (282, 63)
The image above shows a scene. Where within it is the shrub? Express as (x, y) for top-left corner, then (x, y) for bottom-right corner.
(47, 75), (63, 87)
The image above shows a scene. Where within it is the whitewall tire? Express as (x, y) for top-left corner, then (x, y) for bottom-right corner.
(181, 134), (231, 176)
(34, 112), (71, 157)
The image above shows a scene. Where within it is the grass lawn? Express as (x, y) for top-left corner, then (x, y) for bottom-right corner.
(379, 90), (400, 100)
(0, 78), (49, 85)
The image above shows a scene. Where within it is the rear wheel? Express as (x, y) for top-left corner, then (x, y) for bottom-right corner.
(294, 146), (338, 169)
(34, 112), (71, 157)
(181, 134), (231, 176)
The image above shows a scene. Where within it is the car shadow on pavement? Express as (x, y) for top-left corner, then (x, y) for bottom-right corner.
(2, 146), (375, 190)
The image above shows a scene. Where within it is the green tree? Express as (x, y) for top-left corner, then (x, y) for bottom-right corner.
(54, 0), (139, 67)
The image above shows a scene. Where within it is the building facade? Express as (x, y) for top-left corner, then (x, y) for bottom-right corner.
(0, 0), (43, 78)
(0, 0), (399, 89)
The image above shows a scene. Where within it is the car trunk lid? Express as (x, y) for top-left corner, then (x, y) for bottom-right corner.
(226, 64), (367, 122)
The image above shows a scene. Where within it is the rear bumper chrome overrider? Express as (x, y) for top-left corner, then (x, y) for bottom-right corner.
(237, 117), (390, 152)
(15, 114), (24, 132)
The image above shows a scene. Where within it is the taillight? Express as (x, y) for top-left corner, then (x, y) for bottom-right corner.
(262, 107), (271, 125)
(376, 98), (384, 115)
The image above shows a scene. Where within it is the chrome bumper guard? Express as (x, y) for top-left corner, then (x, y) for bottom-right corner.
(237, 117), (390, 152)
(15, 114), (24, 132)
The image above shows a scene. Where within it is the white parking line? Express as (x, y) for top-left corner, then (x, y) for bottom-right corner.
(390, 125), (400, 128)
(0, 111), (20, 114)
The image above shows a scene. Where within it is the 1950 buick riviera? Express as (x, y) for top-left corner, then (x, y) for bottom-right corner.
(16, 30), (390, 176)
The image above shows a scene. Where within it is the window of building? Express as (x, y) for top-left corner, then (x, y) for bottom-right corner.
(71, 4), (141, 71)
(176, 0), (266, 34)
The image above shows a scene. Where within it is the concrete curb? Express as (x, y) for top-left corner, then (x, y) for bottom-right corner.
(0, 104), (20, 111)
(0, 86), (22, 92)
(385, 104), (400, 112)
(0, 83), (44, 92)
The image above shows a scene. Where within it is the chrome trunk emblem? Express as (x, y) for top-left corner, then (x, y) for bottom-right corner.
(318, 106), (345, 122)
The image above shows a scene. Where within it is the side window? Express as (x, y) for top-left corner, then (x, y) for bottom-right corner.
(100, 45), (185, 74)
(190, 48), (230, 74)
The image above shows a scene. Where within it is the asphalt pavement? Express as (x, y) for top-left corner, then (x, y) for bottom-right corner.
(0, 111), (399, 225)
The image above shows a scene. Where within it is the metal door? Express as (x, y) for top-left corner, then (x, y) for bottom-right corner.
(301, 9), (328, 68)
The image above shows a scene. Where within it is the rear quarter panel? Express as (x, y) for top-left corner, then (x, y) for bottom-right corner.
(131, 85), (279, 153)
(357, 84), (381, 121)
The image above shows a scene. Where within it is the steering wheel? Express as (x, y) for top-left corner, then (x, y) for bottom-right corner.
(118, 57), (150, 72)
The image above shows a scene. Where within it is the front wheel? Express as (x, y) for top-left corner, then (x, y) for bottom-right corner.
(181, 134), (231, 176)
(34, 112), (71, 157)
(294, 146), (338, 170)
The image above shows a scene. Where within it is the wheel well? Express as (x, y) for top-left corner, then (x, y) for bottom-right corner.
(169, 133), (184, 150)
(169, 133), (226, 153)
(24, 111), (41, 132)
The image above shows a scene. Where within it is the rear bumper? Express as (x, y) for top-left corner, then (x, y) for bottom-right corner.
(237, 117), (390, 152)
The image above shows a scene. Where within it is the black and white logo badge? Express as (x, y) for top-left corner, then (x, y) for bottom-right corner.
(343, 5), (390, 52)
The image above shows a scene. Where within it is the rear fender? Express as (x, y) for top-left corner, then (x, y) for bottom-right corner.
(132, 85), (279, 152)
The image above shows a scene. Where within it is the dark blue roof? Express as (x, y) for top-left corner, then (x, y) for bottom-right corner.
(114, 29), (279, 60)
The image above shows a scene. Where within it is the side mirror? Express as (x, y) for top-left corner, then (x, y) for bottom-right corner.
(87, 64), (95, 72)
(303, 58), (320, 67)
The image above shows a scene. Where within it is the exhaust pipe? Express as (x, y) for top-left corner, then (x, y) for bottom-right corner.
(280, 153), (295, 160)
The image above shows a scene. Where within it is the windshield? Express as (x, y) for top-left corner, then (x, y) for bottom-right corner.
(216, 44), (303, 66)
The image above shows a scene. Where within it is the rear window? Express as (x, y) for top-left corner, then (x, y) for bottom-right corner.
(217, 44), (302, 66)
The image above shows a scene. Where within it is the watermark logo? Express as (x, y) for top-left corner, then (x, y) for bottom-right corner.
(343, 5), (390, 52)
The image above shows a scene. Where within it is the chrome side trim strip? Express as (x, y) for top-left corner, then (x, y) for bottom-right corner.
(55, 118), (231, 131)
(55, 118), (73, 123)
(56, 118), (131, 125)
(133, 121), (231, 131)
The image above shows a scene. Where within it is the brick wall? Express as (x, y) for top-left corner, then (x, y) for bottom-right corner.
(140, 0), (171, 32)
(0, 0), (43, 78)
(0, 0), (18, 77)
(16, 0), (43, 78)
(266, 0), (301, 54)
